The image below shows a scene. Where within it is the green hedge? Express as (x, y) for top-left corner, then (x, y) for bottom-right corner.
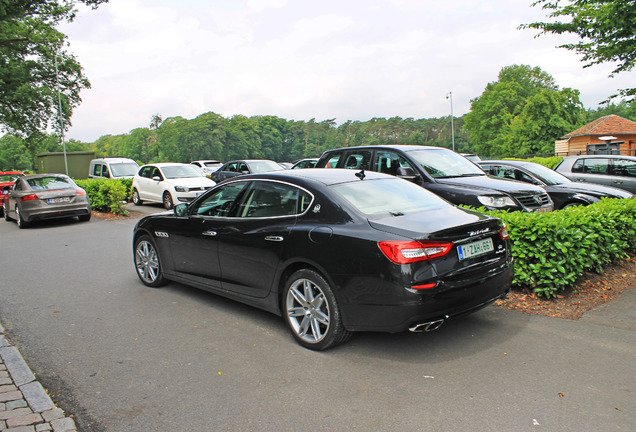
(487, 198), (636, 298)
(75, 178), (129, 215)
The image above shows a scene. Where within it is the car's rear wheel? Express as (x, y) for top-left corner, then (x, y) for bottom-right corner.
(163, 192), (174, 210)
(134, 235), (167, 287)
(132, 188), (143, 205)
(16, 206), (29, 229)
(283, 269), (351, 351)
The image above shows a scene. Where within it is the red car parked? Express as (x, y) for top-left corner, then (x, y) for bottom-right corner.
(0, 171), (25, 216)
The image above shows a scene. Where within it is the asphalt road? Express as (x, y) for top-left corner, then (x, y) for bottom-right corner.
(1, 209), (634, 432)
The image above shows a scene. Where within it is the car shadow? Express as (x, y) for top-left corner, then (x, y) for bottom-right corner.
(160, 280), (531, 360)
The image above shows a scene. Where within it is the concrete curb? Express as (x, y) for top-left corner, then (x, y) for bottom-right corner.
(0, 322), (77, 432)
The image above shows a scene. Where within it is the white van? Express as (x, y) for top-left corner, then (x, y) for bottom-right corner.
(89, 158), (139, 179)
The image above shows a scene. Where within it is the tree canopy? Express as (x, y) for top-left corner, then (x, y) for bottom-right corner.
(522, 0), (636, 101)
(463, 65), (584, 157)
(0, 0), (107, 139)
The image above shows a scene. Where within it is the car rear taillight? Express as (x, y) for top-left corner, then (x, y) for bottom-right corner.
(76, 189), (86, 196)
(378, 241), (453, 264)
(499, 223), (509, 240)
(20, 194), (39, 201)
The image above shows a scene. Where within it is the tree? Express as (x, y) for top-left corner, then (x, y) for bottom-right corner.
(464, 65), (584, 157)
(0, 0), (107, 138)
(522, 0), (636, 101)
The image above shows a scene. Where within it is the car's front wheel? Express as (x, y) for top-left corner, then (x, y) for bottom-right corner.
(132, 188), (143, 205)
(163, 192), (174, 210)
(134, 235), (168, 288)
(283, 269), (351, 351)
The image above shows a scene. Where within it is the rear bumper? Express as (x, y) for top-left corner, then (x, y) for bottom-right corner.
(340, 262), (512, 333)
(23, 205), (91, 222)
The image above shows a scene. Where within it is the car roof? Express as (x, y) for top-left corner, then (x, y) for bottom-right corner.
(562, 155), (636, 160)
(322, 144), (444, 153)
(142, 162), (191, 167)
(479, 160), (535, 167)
(236, 168), (395, 186)
(20, 173), (71, 179)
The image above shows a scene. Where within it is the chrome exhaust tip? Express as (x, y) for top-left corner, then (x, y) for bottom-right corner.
(409, 318), (445, 333)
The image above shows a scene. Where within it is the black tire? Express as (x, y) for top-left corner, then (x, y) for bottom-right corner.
(163, 192), (174, 210)
(78, 212), (91, 222)
(16, 205), (29, 229)
(132, 189), (143, 206)
(3, 201), (10, 221)
(133, 235), (168, 288)
(283, 269), (351, 351)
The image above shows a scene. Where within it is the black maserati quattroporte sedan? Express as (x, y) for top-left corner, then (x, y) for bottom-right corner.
(133, 169), (512, 350)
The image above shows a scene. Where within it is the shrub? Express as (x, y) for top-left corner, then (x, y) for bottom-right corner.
(75, 178), (129, 215)
(485, 198), (636, 298)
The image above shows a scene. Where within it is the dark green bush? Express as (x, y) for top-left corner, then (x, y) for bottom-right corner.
(75, 178), (129, 215)
(487, 198), (636, 298)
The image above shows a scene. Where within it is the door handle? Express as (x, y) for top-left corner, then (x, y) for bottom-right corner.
(203, 231), (217, 236)
(613, 180), (623, 184)
(265, 236), (284, 242)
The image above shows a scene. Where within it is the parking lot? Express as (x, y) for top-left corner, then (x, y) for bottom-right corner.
(1, 211), (635, 432)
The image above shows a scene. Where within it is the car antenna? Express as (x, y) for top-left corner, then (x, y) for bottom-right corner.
(355, 169), (366, 180)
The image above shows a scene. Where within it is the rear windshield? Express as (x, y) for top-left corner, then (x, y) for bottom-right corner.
(26, 176), (73, 190)
(331, 178), (451, 217)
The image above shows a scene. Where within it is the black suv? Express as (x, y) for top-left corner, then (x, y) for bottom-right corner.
(315, 145), (553, 212)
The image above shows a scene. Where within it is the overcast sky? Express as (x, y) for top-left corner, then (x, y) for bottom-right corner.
(59, 0), (635, 143)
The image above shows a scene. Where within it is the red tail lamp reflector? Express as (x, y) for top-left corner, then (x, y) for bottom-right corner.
(411, 282), (437, 290)
(76, 189), (86, 196)
(378, 241), (453, 264)
(20, 194), (39, 202)
(499, 223), (509, 240)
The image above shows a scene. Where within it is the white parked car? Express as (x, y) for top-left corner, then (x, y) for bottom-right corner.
(190, 160), (223, 177)
(132, 163), (216, 209)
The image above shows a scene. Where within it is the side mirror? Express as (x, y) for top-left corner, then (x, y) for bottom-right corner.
(396, 166), (417, 180)
(174, 203), (189, 217)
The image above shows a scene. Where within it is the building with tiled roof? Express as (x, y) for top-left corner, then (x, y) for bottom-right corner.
(555, 114), (636, 156)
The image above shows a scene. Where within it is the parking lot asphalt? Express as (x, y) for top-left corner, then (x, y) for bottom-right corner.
(1, 206), (635, 431)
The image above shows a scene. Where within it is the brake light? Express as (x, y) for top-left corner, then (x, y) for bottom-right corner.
(20, 194), (38, 201)
(76, 189), (86, 196)
(378, 241), (453, 264)
(499, 223), (509, 240)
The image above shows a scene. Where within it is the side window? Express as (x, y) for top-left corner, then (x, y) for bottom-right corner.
(513, 169), (535, 183)
(611, 159), (636, 178)
(140, 166), (153, 178)
(92, 164), (102, 177)
(237, 162), (249, 173)
(226, 163), (238, 173)
(324, 153), (342, 168)
(374, 151), (415, 176)
(342, 150), (372, 170)
(191, 182), (248, 217)
(238, 181), (312, 218)
(584, 158), (609, 175)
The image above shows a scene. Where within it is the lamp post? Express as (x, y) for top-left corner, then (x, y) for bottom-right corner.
(446, 91), (455, 152)
(55, 48), (69, 175)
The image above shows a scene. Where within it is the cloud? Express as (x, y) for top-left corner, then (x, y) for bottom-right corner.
(60, 0), (635, 142)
